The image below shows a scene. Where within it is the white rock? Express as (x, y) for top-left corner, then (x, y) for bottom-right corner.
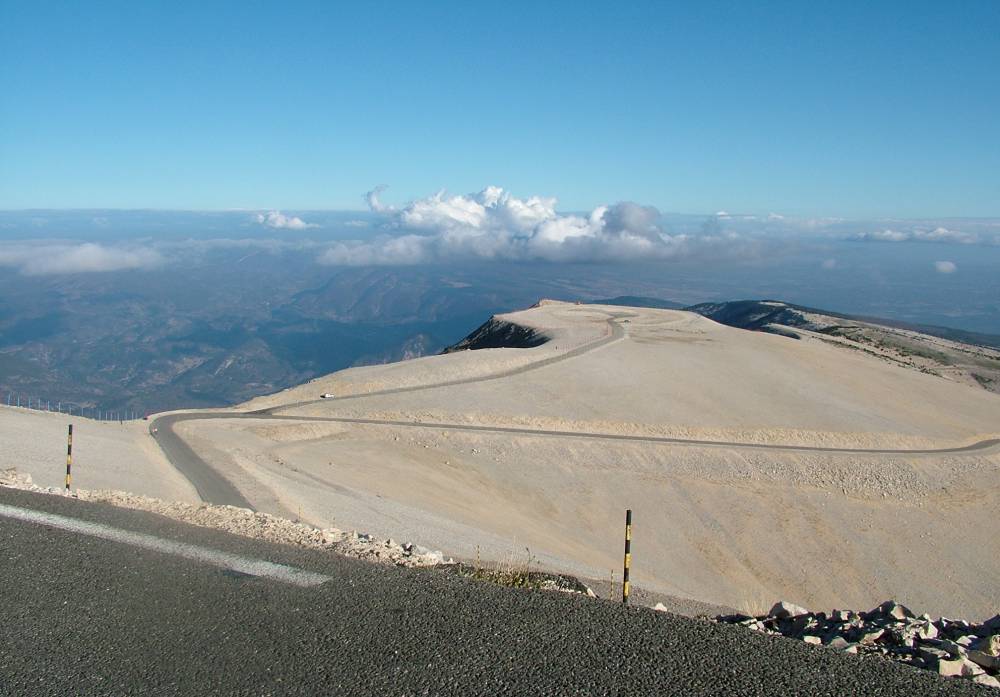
(937, 657), (984, 678)
(859, 629), (885, 644)
(873, 600), (914, 621)
(769, 601), (809, 619)
(972, 674), (1000, 689)
(652, 602), (669, 613)
(802, 635), (822, 645)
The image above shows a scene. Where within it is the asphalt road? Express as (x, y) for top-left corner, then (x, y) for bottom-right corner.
(0, 488), (980, 696)
(151, 409), (1000, 510)
(150, 414), (251, 508)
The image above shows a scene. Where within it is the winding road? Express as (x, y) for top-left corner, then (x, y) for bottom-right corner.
(149, 313), (1000, 508)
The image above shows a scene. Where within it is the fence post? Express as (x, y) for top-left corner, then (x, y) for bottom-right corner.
(622, 509), (632, 605)
(65, 424), (73, 491)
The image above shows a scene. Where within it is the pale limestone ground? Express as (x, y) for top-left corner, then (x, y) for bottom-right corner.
(6, 301), (1000, 620)
(0, 405), (199, 503)
(283, 304), (1000, 444)
(177, 302), (1000, 620)
(239, 300), (611, 409)
(182, 416), (1000, 620)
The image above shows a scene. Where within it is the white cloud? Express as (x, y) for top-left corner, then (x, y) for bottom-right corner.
(934, 260), (957, 274)
(858, 229), (910, 242)
(254, 211), (317, 230)
(365, 185), (393, 213)
(320, 186), (736, 266)
(0, 243), (163, 275)
(915, 227), (978, 244)
(856, 227), (981, 244)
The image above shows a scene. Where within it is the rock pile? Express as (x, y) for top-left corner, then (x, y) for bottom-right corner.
(716, 600), (1000, 689)
(0, 469), (453, 569)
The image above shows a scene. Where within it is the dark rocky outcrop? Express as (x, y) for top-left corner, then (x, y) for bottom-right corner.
(442, 317), (548, 353)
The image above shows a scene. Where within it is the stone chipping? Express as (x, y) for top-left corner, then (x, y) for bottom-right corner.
(716, 599), (1000, 689)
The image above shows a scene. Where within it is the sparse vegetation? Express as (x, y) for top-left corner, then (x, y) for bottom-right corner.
(972, 373), (995, 389)
(454, 546), (590, 593)
(464, 546), (541, 588)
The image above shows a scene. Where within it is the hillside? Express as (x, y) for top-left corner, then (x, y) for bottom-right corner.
(6, 300), (1000, 621)
(690, 300), (1000, 394)
(164, 300), (1000, 620)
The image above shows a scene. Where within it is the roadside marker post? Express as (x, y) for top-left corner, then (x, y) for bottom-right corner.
(65, 424), (73, 491)
(622, 509), (632, 605)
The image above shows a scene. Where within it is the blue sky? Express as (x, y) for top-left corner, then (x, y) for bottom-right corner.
(1, 1), (998, 216)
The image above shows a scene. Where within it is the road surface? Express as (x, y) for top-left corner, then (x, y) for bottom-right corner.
(0, 488), (978, 696)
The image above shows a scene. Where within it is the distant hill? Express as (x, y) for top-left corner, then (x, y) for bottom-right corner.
(686, 299), (1000, 394)
(687, 300), (1000, 351)
(589, 296), (686, 310)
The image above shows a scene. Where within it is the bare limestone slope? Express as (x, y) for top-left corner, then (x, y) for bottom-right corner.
(0, 405), (198, 503)
(174, 301), (1000, 619)
(4, 300), (999, 621)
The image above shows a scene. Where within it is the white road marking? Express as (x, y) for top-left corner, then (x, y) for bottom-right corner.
(0, 503), (331, 587)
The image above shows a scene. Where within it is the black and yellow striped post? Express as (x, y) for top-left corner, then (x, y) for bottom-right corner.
(65, 424), (73, 491)
(622, 508), (632, 605)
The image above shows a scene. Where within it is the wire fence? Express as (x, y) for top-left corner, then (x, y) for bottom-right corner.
(2, 391), (143, 422)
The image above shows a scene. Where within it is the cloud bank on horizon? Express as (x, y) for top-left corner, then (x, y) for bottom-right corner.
(316, 185), (1000, 267)
(0, 243), (163, 275)
(0, 190), (997, 274)
(320, 186), (745, 266)
(855, 227), (984, 245)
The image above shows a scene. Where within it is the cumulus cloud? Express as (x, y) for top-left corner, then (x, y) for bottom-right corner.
(934, 260), (957, 274)
(254, 211), (317, 230)
(365, 185), (393, 213)
(320, 186), (735, 266)
(0, 243), (163, 275)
